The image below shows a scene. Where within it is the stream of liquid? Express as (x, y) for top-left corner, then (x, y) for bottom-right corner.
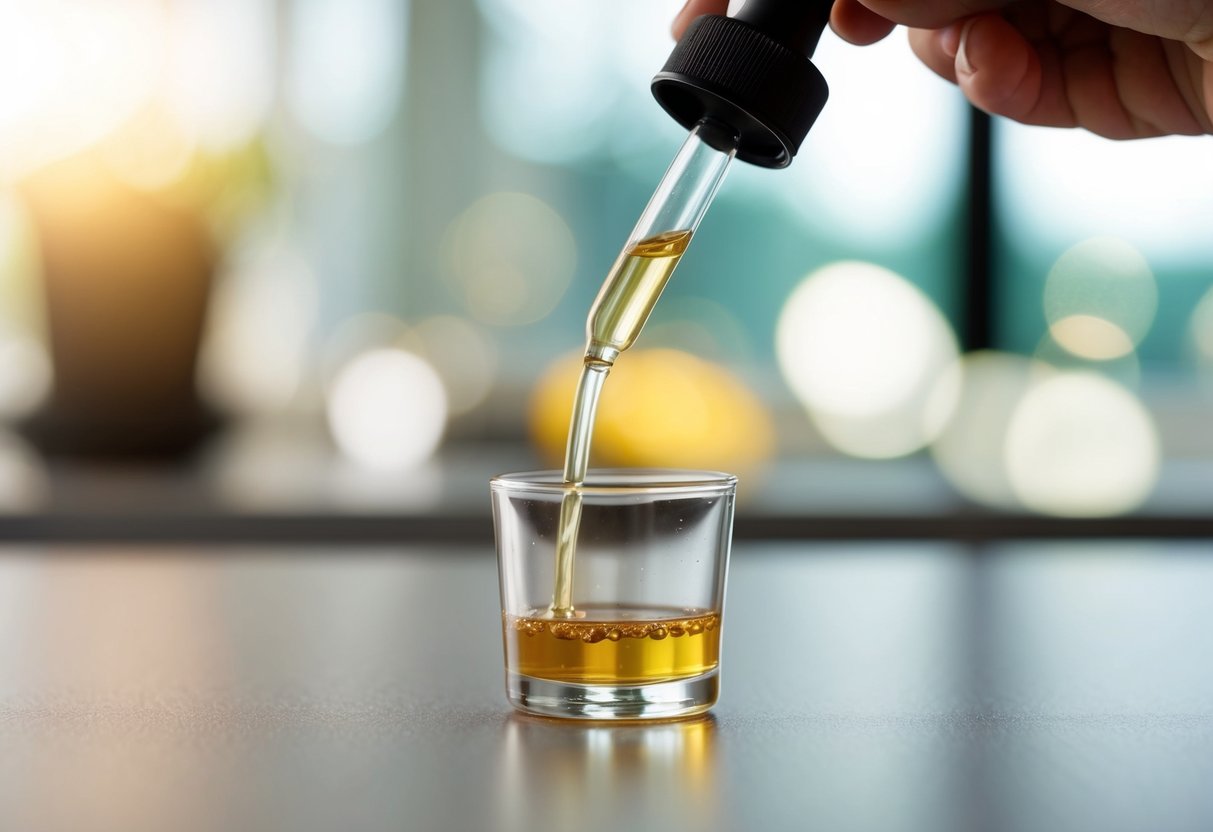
(548, 229), (692, 618)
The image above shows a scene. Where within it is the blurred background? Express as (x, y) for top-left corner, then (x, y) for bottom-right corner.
(0, 0), (1210, 537)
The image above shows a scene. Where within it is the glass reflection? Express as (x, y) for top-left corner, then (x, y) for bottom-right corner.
(497, 714), (718, 832)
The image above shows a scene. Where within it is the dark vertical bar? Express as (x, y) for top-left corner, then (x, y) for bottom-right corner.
(963, 106), (994, 351)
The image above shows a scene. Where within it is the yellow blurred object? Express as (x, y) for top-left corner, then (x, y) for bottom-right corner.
(530, 349), (773, 473)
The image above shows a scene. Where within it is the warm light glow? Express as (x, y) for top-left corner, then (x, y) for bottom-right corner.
(930, 352), (1052, 510)
(327, 349), (448, 471)
(0, 1), (274, 179)
(776, 261), (958, 458)
(164, 0), (274, 152)
(443, 192), (575, 326)
(197, 243), (318, 416)
(1005, 373), (1159, 517)
(0, 189), (40, 314)
(287, 0), (405, 145)
(1048, 314), (1136, 361)
(0, 2), (163, 179)
(529, 349), (773, 472)
(397, 316), (499, 416)
(1043, 237), (1156, 349)
(99, 106), (196, 192)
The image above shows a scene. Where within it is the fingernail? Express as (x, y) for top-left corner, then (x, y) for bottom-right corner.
(956, 18), (976, 75)
(939, 23), (962, 59)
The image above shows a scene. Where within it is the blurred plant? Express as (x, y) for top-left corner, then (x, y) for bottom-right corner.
(0, 0), (277, 456)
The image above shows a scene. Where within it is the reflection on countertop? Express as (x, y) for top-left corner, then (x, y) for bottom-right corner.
(1, 542), (1212, 832)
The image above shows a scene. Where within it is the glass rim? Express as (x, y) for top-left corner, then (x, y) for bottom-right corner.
(490, 468), (737, 497)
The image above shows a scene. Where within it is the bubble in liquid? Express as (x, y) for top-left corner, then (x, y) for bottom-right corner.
(504, 612), (718, 642)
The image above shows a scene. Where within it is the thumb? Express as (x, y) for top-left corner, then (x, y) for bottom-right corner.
(673, 0), (730, 39)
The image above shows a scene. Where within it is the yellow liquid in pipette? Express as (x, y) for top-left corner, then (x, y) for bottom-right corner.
(587, 229), (693, 357)
(549, 229), (692, 618)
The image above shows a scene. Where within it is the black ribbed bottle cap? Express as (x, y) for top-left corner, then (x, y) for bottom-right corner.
(652, 12), (830, 168)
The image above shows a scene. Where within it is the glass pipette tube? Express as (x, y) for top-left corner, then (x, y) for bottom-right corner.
(583, 118), (739, 367)
(562, 116), (739, 488)
(549, 119), (738, 617)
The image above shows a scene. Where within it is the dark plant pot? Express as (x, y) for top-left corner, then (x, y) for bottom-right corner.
(19, 156), (220, 459)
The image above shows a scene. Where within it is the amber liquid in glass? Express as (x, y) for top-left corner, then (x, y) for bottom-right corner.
(505, 605), (720, 684)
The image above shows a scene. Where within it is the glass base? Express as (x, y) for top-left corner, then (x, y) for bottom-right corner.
(505, 669), (718, 720)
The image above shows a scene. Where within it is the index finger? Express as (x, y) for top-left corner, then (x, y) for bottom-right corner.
(854, 0), (1014, 31)
(673, 0), (729, 38)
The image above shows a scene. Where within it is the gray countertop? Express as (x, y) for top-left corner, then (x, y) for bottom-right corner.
(2, 541), (1211, 831)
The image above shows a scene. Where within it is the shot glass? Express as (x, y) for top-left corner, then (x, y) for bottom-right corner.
(491, 469), (736, 720)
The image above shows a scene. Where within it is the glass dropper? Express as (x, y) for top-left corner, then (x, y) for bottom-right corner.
(559, 117), (738, 491)
(550, 0), (832, 616)
(583, 117), (739, 366)
(550, 118), (740, 617)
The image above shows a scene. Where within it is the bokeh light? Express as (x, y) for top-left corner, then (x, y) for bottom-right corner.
(326, 348), (448, 471)
(321, 312), (411, 386)
(642, 296), (752, 363)
(478, 0), (615, 164)
(163, 0), (274, 152)
(198, 242), (318, 416)
(0, 1), (275, 180)
(930, 352), (1052, 510)
(0, 2), (161, 179)
(0, 329), (51, 420)
(1000, 126), (1213, 253)
(397, 316), (499, 416)
(530, 349), (773, 473)
(1047, 315), (1136, 361)
(0, 190), (41, 334)
(1043, 237), (1156, 354)
(442, 192), (575, 326)
(0, 429), (46, 511)
(99, 105), (196, 193)
(1005, 373), (1159, 517)
(205, 420), (329, 510)
(1033, 329), (1141, 390)
(287, 0), (405, 146)
(779, 33), (965, 246)
(776, 261), (959, 458)
(477, 0), (678, 164)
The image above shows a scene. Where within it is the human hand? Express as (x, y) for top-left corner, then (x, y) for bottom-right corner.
(673, 0), (1213, 138)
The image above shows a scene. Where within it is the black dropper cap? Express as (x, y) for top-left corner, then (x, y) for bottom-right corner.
(652, 0), (833, 168)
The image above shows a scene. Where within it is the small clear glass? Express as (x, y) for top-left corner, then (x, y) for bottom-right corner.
(491, 469), (736, 720)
